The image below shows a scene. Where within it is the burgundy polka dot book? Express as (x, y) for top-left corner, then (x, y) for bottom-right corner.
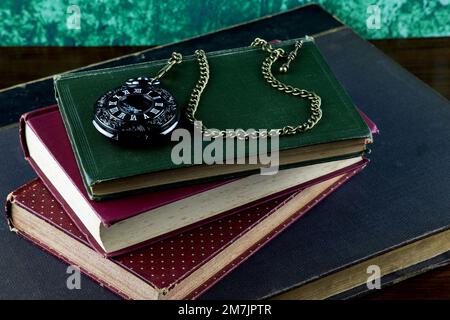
(6, 166), (366, 299)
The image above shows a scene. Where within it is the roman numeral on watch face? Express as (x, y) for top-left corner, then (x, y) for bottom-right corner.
(109, 107), (119, 114)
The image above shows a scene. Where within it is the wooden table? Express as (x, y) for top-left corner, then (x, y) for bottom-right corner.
(0, 37), (449, 299)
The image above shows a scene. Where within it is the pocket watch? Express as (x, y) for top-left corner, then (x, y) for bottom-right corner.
(93, 54), (182, 144)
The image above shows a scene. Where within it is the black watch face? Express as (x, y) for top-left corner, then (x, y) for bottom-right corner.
(93, 77), (180, 143)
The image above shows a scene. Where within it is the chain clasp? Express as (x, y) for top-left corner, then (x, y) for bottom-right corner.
(279, 40), (303, 73)
(152, 52), (183, 83)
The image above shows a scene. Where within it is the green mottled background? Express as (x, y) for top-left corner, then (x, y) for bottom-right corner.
(0, 0), (449, 46)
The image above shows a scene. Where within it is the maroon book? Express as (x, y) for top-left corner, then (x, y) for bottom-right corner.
(6, 162), (366, 299)
(20, 105), (371, 256)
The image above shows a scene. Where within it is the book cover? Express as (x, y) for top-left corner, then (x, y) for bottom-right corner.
(54, 37), (371, 199)
(6, 163), (364, 299)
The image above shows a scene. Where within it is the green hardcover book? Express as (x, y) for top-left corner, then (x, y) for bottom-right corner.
(54, 37), (372, 200)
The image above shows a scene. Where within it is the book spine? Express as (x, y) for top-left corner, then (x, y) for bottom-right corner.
(19, 106), (110, 257)
(19, 105), (59, 159)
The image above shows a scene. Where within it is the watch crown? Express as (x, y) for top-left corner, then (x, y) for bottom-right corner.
(125, 77), (158, 87)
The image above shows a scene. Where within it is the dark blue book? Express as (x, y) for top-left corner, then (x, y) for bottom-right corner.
(1, 4), (450, 299)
